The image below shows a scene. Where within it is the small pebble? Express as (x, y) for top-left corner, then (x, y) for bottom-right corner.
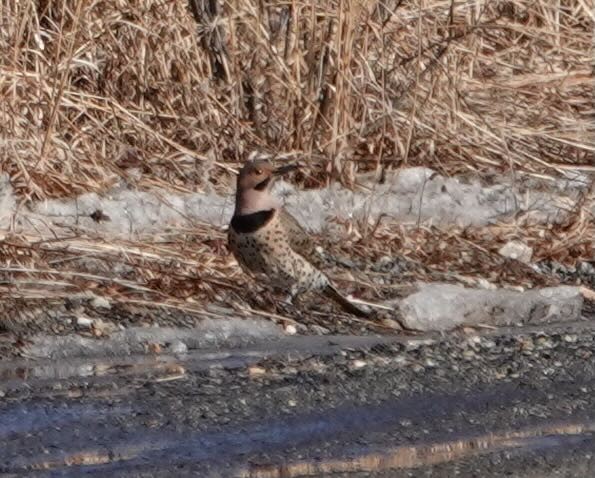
(351, 360), (367, 369)
(519, 338), (534, 352)
(425, 358), (437, 368)
(481, 339), (496, 349)
(90, 296), (111, 310)
(168, 340), (188, 354)
(248, 366), (267, 377)
(76, 316), (93, 328)
(498, 240), (533, 264)
(310, 325), (330, 335)
(381, 318), (402, 330)
(147, 343), (162, 354)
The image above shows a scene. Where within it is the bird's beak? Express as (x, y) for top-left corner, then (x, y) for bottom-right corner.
(273, 164), (299, 176)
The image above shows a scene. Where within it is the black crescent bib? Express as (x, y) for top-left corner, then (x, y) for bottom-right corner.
(230, 209), (275, 233)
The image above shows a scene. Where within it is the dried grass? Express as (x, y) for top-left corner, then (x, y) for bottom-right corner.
(1, 0), (593, 198)
(0, 0), (593, 323)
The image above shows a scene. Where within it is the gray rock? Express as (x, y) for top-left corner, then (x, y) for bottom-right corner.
(498, 240), (533, 264)
(168, 340), (188, 354)
(76, 316), (94, 328)
(25, 318), (284, 359)
(398, 283), (584, 332)
(90, 296), (111, 310)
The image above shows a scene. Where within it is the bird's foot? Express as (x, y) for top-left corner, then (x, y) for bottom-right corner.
(276, 289), (305, 316)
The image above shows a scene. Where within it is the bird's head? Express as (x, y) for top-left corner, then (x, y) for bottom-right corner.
(237, 159), (296, 192)
(234, 159), (297, 215)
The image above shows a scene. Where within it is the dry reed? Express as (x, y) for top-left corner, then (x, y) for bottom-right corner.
(0, 0), (593, 322)
(1, 0), (592, 198)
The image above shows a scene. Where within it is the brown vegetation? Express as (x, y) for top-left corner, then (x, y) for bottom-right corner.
(1, 0), (593, 198)
(0, 0), (592, 324)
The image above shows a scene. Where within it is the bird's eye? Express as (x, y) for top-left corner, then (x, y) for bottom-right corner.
(254, 168), (263, 175)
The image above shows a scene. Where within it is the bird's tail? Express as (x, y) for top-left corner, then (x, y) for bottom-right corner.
(324, 284), (371, 318)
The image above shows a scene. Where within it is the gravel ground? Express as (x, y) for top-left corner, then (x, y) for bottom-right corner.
(1, 313), (595, 477)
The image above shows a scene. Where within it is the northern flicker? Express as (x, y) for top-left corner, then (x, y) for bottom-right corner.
(228, 159), (370, 317)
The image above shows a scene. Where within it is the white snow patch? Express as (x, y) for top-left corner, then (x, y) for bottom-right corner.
(2, 166), (591, 239)
(30, 189), (231, 237)
(276, 167), (523, 232)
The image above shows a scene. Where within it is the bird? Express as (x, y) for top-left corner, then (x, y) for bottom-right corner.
(228, 158), (370, 317)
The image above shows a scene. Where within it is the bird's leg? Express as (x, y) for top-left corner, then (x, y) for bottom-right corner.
(291, 283), (307, 304)
(277, 285), (304, 314)
(281, 284), (301, 305)
(249, 283), (273, 309)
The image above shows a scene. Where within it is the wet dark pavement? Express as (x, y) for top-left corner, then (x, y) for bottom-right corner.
(2, 319), (595, 477)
